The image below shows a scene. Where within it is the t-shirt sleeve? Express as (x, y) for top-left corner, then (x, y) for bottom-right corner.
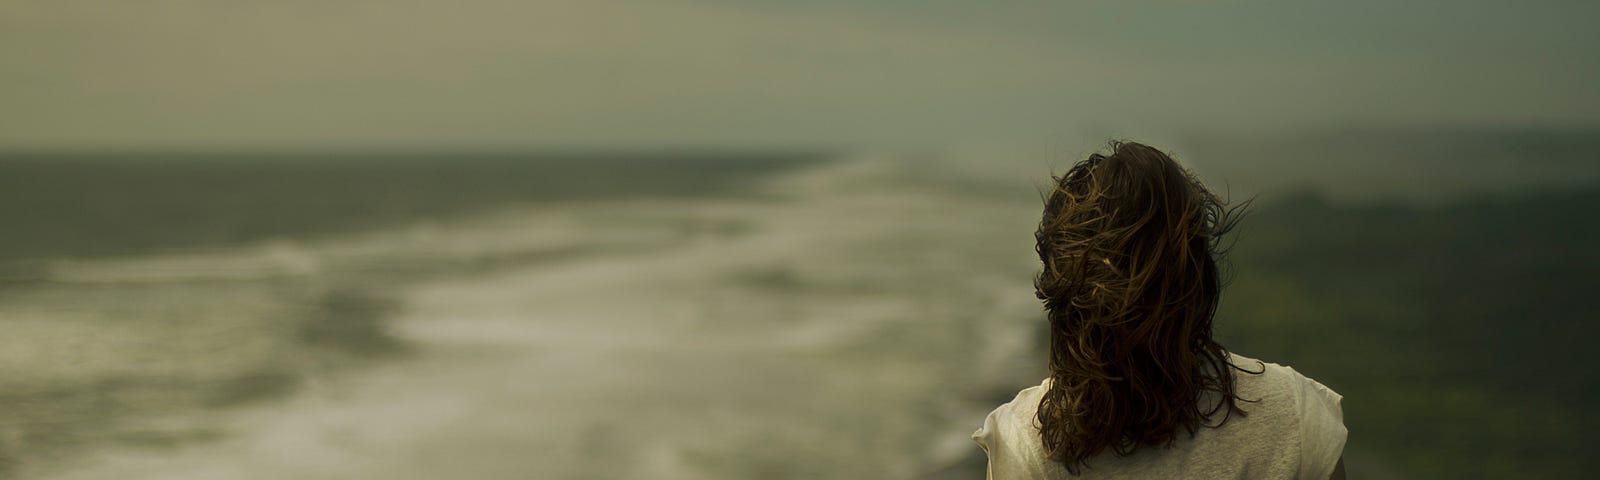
(972, 408), (1000, 479)
(1293, 371), (1348, 480)
(972, 397), (1057, 480)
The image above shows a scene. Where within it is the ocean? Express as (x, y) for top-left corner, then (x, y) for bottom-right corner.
(3, 129), (1598, 478)
(0, 152), (1042, 479)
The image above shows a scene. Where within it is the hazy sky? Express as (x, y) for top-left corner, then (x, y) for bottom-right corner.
(2, 0), (1596, 150)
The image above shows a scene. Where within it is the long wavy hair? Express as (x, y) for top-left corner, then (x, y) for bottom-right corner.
(1033, 141), (1257, 473)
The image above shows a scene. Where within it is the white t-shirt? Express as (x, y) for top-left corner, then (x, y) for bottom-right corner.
(972, 353), (1346, 479)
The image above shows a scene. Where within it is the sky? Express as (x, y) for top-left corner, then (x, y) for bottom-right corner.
(1, 0), (1596, 151)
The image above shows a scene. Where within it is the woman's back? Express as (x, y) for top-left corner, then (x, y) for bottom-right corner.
(972, 353), (1346, 479)
(985, 141), (1348, 478)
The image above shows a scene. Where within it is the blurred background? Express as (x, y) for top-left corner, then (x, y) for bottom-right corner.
(1, 1), (1597, 478)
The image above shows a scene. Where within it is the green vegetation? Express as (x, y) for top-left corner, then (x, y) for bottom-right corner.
(1217, 186), (1600, 479)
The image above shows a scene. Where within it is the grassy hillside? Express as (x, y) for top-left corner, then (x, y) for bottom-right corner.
(1217, 185), (1600, 478)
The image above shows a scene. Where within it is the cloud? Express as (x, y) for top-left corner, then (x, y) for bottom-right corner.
(1, 0), (1595, 150)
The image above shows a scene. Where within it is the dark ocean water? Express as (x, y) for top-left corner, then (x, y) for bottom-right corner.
(0, 151), (827, 265)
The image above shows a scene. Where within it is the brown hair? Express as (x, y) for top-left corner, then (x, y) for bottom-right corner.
(1033, 141), (1257, 473)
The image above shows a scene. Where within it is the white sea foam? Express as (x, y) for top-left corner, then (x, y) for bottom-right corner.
(30, 152), (1048, 480)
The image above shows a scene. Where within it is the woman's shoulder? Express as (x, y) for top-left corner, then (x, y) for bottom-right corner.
(1227, 352), (1348, 479)
(972, 377), (1050, 444)
(1224, 352), (1345, 430)
(971, 354), (1346, 479)
(1227, 352), (1339, 399)
(971, 378), (1062, 478)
